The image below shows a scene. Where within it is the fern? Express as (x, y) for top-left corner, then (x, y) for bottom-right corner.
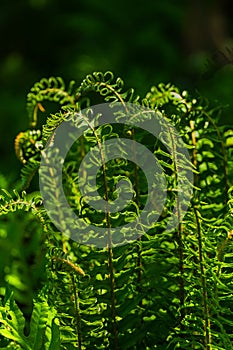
(0, 287), (60, 349)
(0, 71), (232, 349)
(0, 189), (42, 217)
(77, 71), (140, 105)
(27, 77), (76, 128)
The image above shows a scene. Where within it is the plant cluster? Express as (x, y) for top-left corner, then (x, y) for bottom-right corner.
(0, 71), (233, 349)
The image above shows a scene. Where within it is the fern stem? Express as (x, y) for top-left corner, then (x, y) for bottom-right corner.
(167, 124), (186, 325)
(101, 82), (127, 107)
(194, 207), (212, 349)
(51, 256), (85, 276)
(77, 108), (119, 348)
(189, 120), (198, 187)
(176, 222), (185, 325)
(107, 247), (119, 349)
(71, 273), (82, 350)
(131, 128), (142, 286)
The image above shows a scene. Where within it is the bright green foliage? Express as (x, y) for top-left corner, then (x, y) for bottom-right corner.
(0, 287), (60, 349)
(0, 71), (233, 349)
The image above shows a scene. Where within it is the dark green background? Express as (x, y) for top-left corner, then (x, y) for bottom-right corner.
(1, 0), (233, 177)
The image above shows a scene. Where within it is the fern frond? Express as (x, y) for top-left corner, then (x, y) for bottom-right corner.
(0, 189), (45, 226)
(27, 77), (76, 128)
(18, 159), (40, 190)
(0, 287), (60, 350)
(14, 130), (43, 165)
(6, 71), (233, 349)
(77, 71), (140, 105)
(146, 83), (187, 108)
(41, 110), (67, 143)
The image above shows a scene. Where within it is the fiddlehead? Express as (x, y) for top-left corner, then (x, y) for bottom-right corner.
(2, 71), (232, 349)
(27, 77), (76, 128)
(77, 71), (140, 105)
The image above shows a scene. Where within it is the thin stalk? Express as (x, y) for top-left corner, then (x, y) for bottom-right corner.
(176, 222), (185, 325)
(71, 273), (82, 350)
(189, 120), (198, 187)
(131, 128), (142, 286)
(167, 124), (186, 325)
(194, 207), (212, 349)
(107, 247), (119, 349)
(77, 111), (119, 348)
